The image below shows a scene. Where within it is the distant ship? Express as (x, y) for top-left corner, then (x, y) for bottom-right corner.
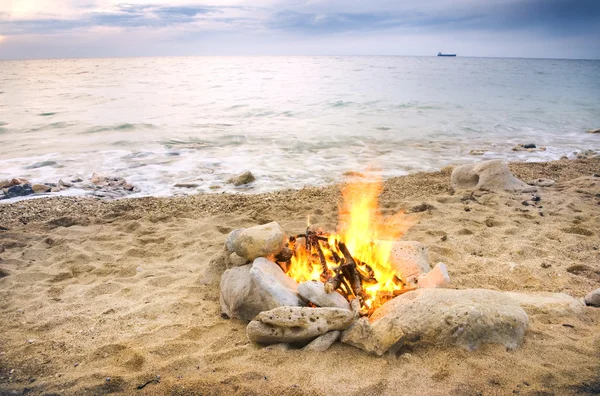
(437, 52), (456, 57)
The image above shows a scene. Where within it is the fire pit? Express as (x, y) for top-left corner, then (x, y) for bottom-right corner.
(217, 164), (587, 355)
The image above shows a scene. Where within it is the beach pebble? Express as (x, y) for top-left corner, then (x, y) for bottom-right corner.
(58, 179), (72, 188)
(303, 330), (340, 351)
(247, 306), (355, 345)
(31, 184), (51, 193)
(388, 241), (431, 286)
(469, 150), (486, 156)
(228, 171), (256, 186)
(297, 280), (350, 310)
(220, 258), (301, 321)
(586, 128), (600, 134)
(527, 178), (556, 187)
(451, 160), (537, 193)
(512, 144), (546, 152)
(232, 222), (287, 261)
(341, 288), (529, 356)
(584, 288), (600, 307)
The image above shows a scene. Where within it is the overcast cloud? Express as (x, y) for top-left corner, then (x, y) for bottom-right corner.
(0, 0), (599, 59)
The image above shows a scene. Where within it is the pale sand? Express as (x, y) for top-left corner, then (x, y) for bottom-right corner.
(1, 158), (599, 395)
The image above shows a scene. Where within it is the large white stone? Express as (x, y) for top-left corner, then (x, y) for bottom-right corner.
(451, 160), (537, 193)
(297, 280), (350, 310)
(247, 306), (355, 345)
(232, 222), (287, 261)
(341, 288), (529, 356)
(220, 258), (302, 321)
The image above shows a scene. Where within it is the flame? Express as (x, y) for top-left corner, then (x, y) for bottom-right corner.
(286, 173), (415, 313)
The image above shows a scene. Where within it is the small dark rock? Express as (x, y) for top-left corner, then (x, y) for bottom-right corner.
(521, 201), (529, 206)
(522, 143), (536, 149)
(173, 183), (199, 188)
(2, 184), (34, 199)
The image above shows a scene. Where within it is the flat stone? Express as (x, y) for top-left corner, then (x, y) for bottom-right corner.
(451, 160), (537, 193)
(587, 128), (600, 134)
(228, 171), (256, 186)
(341, 288), (528, 356)
(297, 280), (350, 310)
(388, 241), (431, 286)
(303, 331), (340, 351)
(527, 178), (556, 187)
(247, 306), (355, 345)
(219, 260), (302, 321)
(233, 222), (287, 261)
(505, 291), (584, 316)
(584, 288), (600, 307)
(32, 184), (51, 193)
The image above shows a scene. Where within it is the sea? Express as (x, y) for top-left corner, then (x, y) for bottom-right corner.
(1, 56), (599, 199)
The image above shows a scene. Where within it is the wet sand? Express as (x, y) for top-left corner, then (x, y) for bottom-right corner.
(1, 158), (599, 395)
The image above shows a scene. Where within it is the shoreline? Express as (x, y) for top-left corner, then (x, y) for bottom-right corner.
(1, 157), (598, 228)
(1, 157), (599, 395)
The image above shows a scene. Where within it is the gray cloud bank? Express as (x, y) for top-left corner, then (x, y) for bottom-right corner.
(1, 0), (599, 59)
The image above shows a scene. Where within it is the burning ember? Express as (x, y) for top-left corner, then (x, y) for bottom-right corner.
(282, 176), (415, 315)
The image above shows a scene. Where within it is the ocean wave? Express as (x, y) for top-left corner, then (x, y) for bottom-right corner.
(83, 123), (156, 134)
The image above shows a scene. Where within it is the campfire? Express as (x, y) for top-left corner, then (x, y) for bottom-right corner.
(276, 177), (415, 315)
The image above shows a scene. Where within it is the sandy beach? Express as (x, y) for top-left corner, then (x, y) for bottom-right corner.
(1, 157), (599, 395)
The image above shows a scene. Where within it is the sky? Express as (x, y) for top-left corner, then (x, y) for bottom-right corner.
(0, 0), (599, 60)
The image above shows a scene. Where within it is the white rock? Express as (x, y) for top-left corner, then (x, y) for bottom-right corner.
(584, 288), (600, 307)
(220, 259), (302, 321)
(417, 263), (450, 288)
(225, 228), (245, 253)
(388, 241), (431, 285)
(303, 331), (340, 351)
(247, 307), (355, 345)
(341, 288), (529, 356)
(451, 160), (537, 193)
(233, 222), (287, 261)
(297, 280), (350, 310)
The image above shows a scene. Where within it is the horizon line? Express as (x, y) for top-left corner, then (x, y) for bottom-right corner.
(1, 54), (599, 62)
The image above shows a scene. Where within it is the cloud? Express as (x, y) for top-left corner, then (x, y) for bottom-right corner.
(0, 0), (599, 59)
